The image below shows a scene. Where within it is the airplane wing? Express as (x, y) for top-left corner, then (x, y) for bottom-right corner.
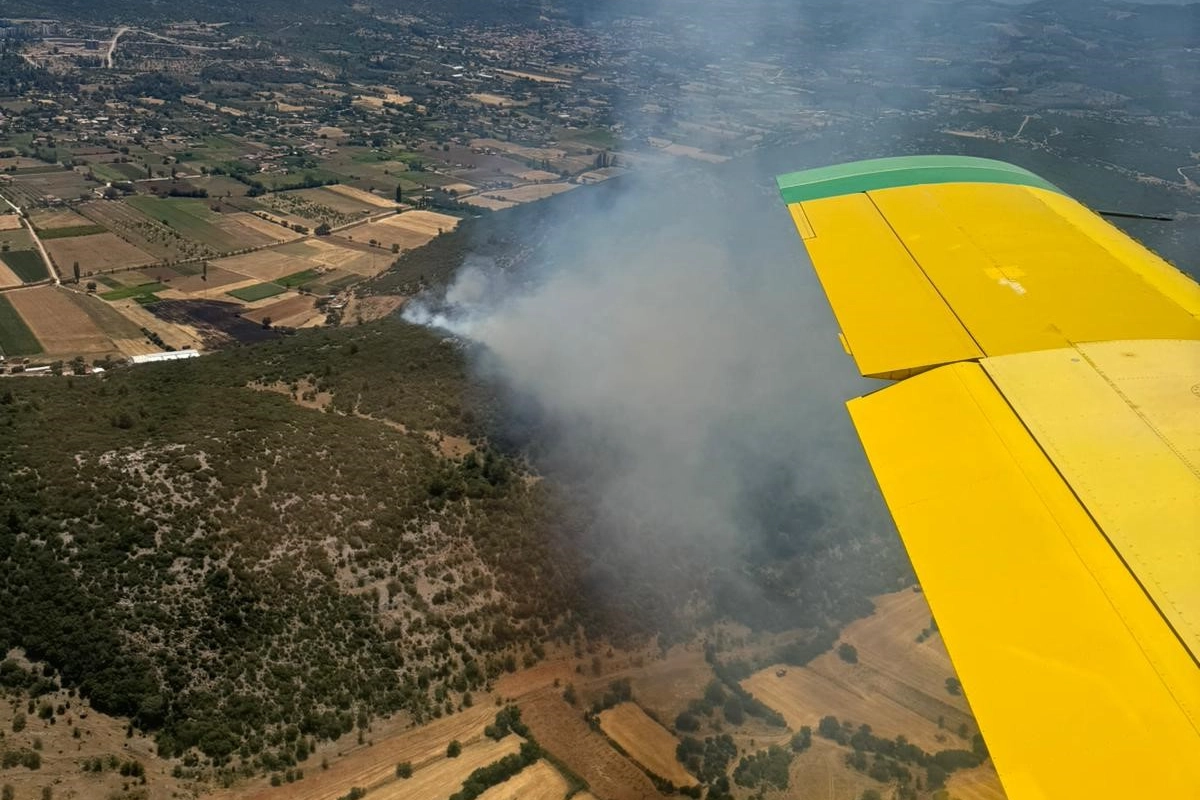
(777, 156), (1200, 799)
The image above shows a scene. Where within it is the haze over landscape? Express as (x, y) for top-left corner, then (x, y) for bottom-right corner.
(0, 0), (1196, 798)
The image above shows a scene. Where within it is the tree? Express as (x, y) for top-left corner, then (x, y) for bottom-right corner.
(722, 697), (744, 726)
(72, 261), (80, 282)
(315, 222), (332, 236)
(837, 643), (858, 664)
(395, 184), (403, 203)
(447, 740), (462, 758)
(945, 677), (961, 696)
(396, 761), (412, 778)
(2, 784), (13, 800)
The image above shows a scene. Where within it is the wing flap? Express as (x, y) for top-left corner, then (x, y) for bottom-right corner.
(981, 340), (1200, 666)
(848, 362), (1200, 799)
(789, 192), (982, 379)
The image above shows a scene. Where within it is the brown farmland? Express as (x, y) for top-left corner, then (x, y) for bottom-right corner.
(519, 692), (661, 800)
(475, 760), (568, 800)
(743, 589), (985, 753)
(45, 232), (156, 272)
(224, 704), (500, 800)
(598, 703), (698, 788)
(6, 286), (117, 356)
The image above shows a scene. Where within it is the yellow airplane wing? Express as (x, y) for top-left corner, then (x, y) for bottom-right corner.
(777, 156), (1200, 799)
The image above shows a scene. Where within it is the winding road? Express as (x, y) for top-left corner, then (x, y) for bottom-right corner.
(104, 26), (129, 69)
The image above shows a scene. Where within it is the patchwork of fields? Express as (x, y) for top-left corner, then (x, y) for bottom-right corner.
(0, 153), (585, 365)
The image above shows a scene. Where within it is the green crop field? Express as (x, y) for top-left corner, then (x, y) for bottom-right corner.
(227, 282), (287, 302)
(1, 250), (49, 282)
(276, 269), (320, 288)
(0, 295), (42, 356)
(100, 282), (166, 301)
(126, 196), (244, 251)
(37, 224), (107, 240)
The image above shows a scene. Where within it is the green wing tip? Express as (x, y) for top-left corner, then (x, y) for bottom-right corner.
(776, 155), (1064, 204)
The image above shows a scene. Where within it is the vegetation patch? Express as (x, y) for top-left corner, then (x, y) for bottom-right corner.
(0, 295), (42, 355)
(0, 250), (48, 282)
(275, 269), (321, 288)
(227, 282), (288, 302)
(37, 224), (107, 239)
(100, 282), (166, 301)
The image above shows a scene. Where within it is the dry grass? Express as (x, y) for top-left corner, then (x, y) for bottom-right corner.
(0, 690), (188, 800)
(364, 737), (523, 800)
(520, 692), (661, 800)
(462, 195), (518, 211)
(475, 760), (569, 800)
(790, 737), (892, 800)
(628, 645), (716, 723)
(242, 294), (319, 327)
(29, 207), (92, 229)
(0, 260), (22, 288)
(5, 285), (117, 356)
(45, 232), (156, 271)
(947, 764), (1009, 800)
(743, 589), (984, 753)
(231, 212), (304, 242)
(221, 704), (503, 800)
(0, 213), (25, 231)
(325, 184), (401, 209)
(492, 183), (577, 203)
(599, 702), (698, 787)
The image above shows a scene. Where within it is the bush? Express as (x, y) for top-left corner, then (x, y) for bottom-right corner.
(447, 740), (462, 758)
(837, 643), (858, 664)
(396, 761), (413, 778)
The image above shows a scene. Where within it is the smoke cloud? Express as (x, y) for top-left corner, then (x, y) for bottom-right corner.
(404, 155), (901, 632)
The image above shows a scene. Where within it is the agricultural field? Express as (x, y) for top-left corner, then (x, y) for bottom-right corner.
(126, 196), (281, 252)
(0, 213), (21, 230)
(4, 286), (120, 357)
(598, 703), (699, 788)
(217, 238), (382, 281)
(226, 704), (501, 800)
(241, 294), (321, 328)
(0, 265), (22, 288)
(476, 760), (569, 800)
(235, 212), (305, 243)
(742, 589), (979, 754)
(520, 693), (661, 800)
(366, 737), (524, 800)
(29, 207), (95, 230)
(0, 294), (42, 356)
(1, 249), (49, 282)
(627, 646), (717, 723)
(0, 225), (32, 251)
(326, 183), (402, 208)
(339, 209), (460, 254)
(946, 763), (1009, 800)
(260, 188), (377, 228)
(296, 185), (390, 215)
(463, 195), (519, 211)
(91, 160), (151, 182)
(227, 282), (288, 302)
(45, 231), (157, 272)
(490, 183), (577, 203)
(790, 738), (899, 800)
(7, 167), (96, 203)
(81, 199), (217, 261)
